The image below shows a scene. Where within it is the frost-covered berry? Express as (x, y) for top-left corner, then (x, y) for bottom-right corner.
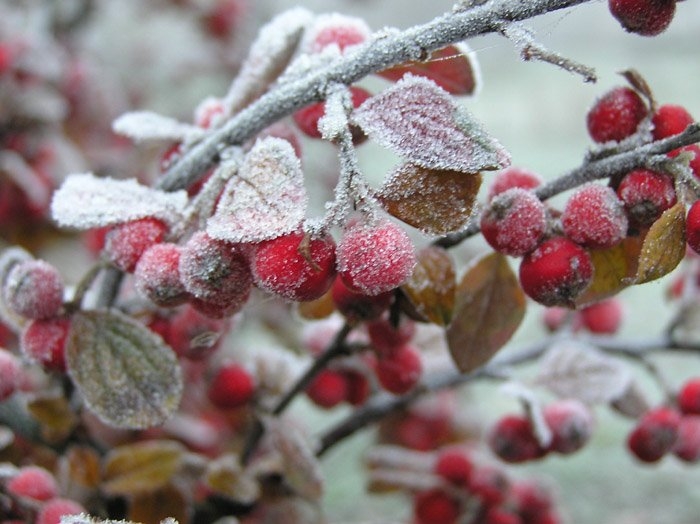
(0, 348), (21, 401)
(201, 0), (243, 39)
(367, 316), (416, 356)
(331, 278), (393, 321)
(252, 231), (336, 302)
(488, 167), (543, 201)
(104, 217), (168, 273)
(304, 13), (371, 54)
(4, 260), (64, 320)
(677, 377), (700, 415)
(306, 368), (349, 409)
(669, 144), (700, 180)
(134, 243), (188, 307)
(480, 187), (547, 257)
(652, 104), (694, 140)
(207, 363), (256, 409)
(673, 415), (700, 463)
(586, 86), (647, 143)
(179, 232), (252, 314)
(579, 298), (624, 334)
(488, 415), (546, 463)
(293, 86), (372, 141)
(166, 305), (228, 360)
(375, 344), (422, 395)
(36, 498), (85, 524)
(511, 481), (554, 520)
(518, 237), (593, 307)
(194, 96), (226, 129)
(608, 0), (676, 36)
(21, 316), (71, 372)
(6, 466), (58, 502)
(561, 183), (628, 249)
(468, 465), (509, 507)
(413, 488), (460, 524)
(344, 369), (371, 406)
(544, 399), (595, 454)
(434, 448), (473, 486)
(627, 407), (681, 462)
(616, 169), (677, 227)
(337, 219), (416, 296)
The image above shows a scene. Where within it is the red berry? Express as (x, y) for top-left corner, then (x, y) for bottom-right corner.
(367, 316), (416, 356)
(134, 243), (188, 307)
(511, 481), (553, 519)
(616, 169), (677, 227)
(677, 377), (700, 415)
(21, 317), (71, 372)
(652, 104), (694, 140)
(579, 298), (624, 334)
(488, 167), (543, 201)
(518, 237), (593, 307)
(194, 96), (226, 129)
(687, 201), (700, 255)
(166, 305), (229, 360)
(344, 369), (371, 406)
(6, 466), (58, 502)
(252, 231), (337, 302)
(413, 488), (460, 524)
(434, 448), (473, 486)
(668, 144), (700, 180)
(608, 0), (676, 36)
(293, 86), (372, 141)
(331, 278), (393, 321)
(672, 415), (700, 463)
(395, 414), (439, 451)
(375, 344), (422, 394)
(0, 348), (21, 401)
(104, 217), (168, 273)
(627, 407), (681, 462)
(482, 507), (522, 524)
(488, 415), (546, 463)
(82, 226), (110, 258)
(179, 232), (253, 314)
(202, 0), (243, 39)
(4, 260), (64, 320)
(561, 183), (628, 249)
(543, 399), (595, 454)
(337, 219), (416, 296)
(586, 86), (647, 143)
(541, 306), (578, 333)
(306, 369), (349, 409)
(207, 363), (256, 409)
(468, 465), (509, 507)
(36, 498), (85, 524)
(305, 14), (370, 54)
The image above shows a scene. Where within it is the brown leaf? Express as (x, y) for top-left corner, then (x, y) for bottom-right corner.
(632, 202), (686, 284)
(205, 453), (260, 504)
(610, 381), (652, 419)
(102, 440), (185, 496)
(401, 246), (456, 326)
(63, 447), (101, 490)
(129, 484), (188, 524)
(377, 163), (481, 236)
(445, 252), (526, 372)
(27, 395), (78, 441)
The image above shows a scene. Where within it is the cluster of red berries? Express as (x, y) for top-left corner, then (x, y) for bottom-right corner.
(0, 465), (85, 524)
(608, 0), (678, 36)
(412, 447), (564, 524)
(488, 400), (595, 464)
(627, 378), (700, 463)
(542, 297), (624, 335)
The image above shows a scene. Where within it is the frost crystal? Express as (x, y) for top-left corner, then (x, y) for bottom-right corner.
(51, 173), (188, 229)
(207, 138), (308, 243)
(112, 111), (204, 143)
(354, 75), (509, 173)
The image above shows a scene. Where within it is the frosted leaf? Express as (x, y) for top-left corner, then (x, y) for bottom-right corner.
(354, 75), (509, 173)
(207, 138), (307, 243)
(51, 173), (188, 229)
(0, 151), (51, 209)
(112, 111), (205, 143)
(0, 246), (33, 331)
(535, 341), (632, 405)
(224, 7), (313, 112)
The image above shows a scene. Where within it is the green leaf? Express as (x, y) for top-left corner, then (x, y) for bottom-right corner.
(66, 309), (183, 429)
(446, 252), (525, 372)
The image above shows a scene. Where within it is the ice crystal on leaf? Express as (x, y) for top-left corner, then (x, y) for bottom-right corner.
(207, 137), (308, 243)
(51, 173), (188, 229)
(112, 111), (205, 143)
(353, 75), (509, 173)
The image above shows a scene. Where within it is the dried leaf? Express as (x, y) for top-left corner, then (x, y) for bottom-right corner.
(66, 310), (183, 429)
(64, 446), (102, 489)
(670, 301), (700, 347)
(445, 252), (525, 372)
(354, 75), (509, 173)
(377, 43), (480, 96)
(129, 484), (188, 524)
(102, 440), (185, 496)
(205, 454), (260, 504)
(621, 69), (655, 108)
(207, 138), (308, 243)
(610, 380), (652, 419)
(51, 173), (188, 229)
(112, 111), (205, 143)
(27, 395), (78, 440)
(632, 202), (685, 284)
(377, 163), (481, 235)
(401, 246), (456, 326)
(535, 341), (632, 404)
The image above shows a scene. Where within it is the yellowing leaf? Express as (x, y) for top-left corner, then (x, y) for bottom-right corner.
(205, 454), (260, 504)
(633, 202), (686, 284)
(129, 484), (188, 524)
(65, 446), (101, 489)
(66, 309), (183, 429)
(102, 440), (185, 496)
(445, 252), (525, 372)
(27, 395), (78, 441)
(378, 163), (481, 236)
(401, 246), (456, 326)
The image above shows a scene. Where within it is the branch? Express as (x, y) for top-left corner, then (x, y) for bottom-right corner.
(157, 0), (592, 192)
